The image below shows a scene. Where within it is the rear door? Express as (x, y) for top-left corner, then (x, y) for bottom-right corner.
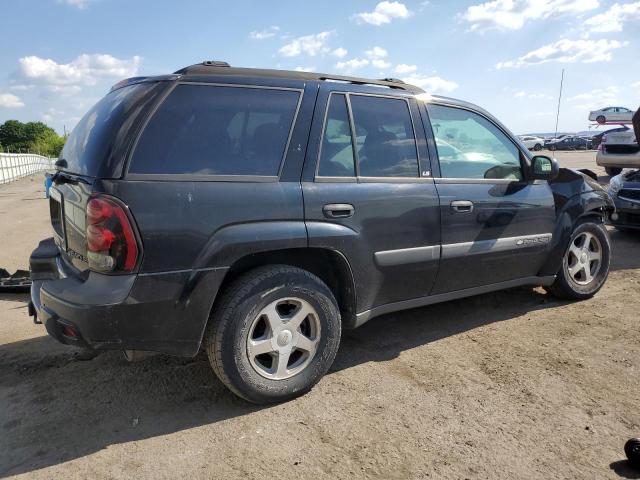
(424, 102), (556, 294)
(302, 84), (441, 316)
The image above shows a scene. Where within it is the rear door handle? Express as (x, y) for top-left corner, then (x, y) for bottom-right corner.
(451, 200), (474, 213)
(323, 203), (355, 219)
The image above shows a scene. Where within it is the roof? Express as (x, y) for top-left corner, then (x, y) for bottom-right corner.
(173, 61), (425, 94)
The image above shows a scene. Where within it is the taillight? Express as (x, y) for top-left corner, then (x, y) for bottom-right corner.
(85, 195), (140, 273)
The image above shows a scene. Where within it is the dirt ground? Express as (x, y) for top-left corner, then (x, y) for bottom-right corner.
(1, 152), (639, 479)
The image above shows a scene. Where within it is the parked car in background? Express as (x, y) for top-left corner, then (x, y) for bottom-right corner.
(519, 135), (544, 151)
(589, 107), (634, 124)
(608, 169), (640, 230)
(546, 135), (592, 151)
(596, 129), (640, 176)
(29, 62), (614, 404)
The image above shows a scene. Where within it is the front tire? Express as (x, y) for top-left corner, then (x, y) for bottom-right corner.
(546, 219), (610, 300)
(205, 265), (341, 404)
(605, 167), (622, 176)
(626, 438), (640, 467)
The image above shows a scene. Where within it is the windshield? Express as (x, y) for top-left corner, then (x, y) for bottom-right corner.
(61, 83), (156, 177)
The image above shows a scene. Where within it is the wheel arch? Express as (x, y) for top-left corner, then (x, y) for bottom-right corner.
(538, 190), (613, 276)
(213, 247), (358, 329)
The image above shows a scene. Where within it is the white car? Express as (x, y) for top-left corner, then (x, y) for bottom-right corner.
(589, 107), (634, 124)
(596, 129), (640, 176)
(518, 135), (544, 151)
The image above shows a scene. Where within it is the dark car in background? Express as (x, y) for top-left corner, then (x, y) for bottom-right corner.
(608, 169), (640, 230)
(546, 135), (592, 151)
(29, 62), (614, 404)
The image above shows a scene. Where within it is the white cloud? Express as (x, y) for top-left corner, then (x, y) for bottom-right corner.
(278, 31), (333, 57)
(372, 59), (391, 69)
(294, 66), (316, 72)
(9, 84), (32, 91)
(402, 75), (459, 93)
(335, 58), (370, 73)
(463, 0), (600, 31)
(394, 64), (417, 74)
(59, 0), (92, 8)
(18, 54), (141, 86)
(584, 2), (640, 33)
(496, 38), (626, 68)
(249, 26), (280, 40)
(0, 93), (24, 108)
(364, 46), (388, 59)
(633, 81), (640, 88)
(331, 47), (348, 58)
(567, 86), (619, 107)
(352, 1), (411, 25)
(513, 90), (554, 100)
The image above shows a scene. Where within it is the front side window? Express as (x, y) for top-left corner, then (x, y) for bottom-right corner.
(129, 84), (300, 176)
(427, 104), (523, 181)
(317, 94), (356, 177)
(350, 95), (419, 177)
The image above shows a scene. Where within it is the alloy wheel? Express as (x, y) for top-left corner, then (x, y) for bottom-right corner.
(565, 232), (602, 286)
(246, 297), (321, 380)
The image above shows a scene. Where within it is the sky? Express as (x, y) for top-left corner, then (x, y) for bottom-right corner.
(0, 0), (639, 136)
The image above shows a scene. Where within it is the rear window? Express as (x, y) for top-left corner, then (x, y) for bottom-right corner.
(129, 84), (301, 176)
(61, 83), (157, 177)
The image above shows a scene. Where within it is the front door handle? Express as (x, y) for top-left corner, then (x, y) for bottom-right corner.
(451, 200), (474, 213)
(323, 203), (355, 219)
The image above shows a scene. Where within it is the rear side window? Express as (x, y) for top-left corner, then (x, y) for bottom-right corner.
(318, 94), (356, 177)
(129, 84), (300, 176)
(350, 95), (419, 177)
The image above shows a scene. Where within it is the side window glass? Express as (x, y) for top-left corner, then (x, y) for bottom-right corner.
(317, 94), (356, 177)
(129, 85), (300, 176)
(349, 95), (419, 177)
(427, 104), (523, 181)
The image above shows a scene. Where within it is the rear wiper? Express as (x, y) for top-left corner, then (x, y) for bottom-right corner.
(52, 171), (91, 185)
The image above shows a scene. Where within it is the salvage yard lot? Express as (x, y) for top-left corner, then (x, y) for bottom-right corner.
(1, 151), (638, 479)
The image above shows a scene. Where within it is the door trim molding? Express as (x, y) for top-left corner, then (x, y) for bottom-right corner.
(374, 245), (440, 267)
(442, 233), (552, 259)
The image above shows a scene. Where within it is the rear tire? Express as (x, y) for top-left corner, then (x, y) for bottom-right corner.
(534, 143), (542, 151)
(205, 265), (341, 404)
(605, 167), (622, 176)
(626, 438), (640, 467)
(596, 115), (606, 124)
(546, 219), (610, 300)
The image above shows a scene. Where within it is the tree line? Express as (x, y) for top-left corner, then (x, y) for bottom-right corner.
(0, 120), (66, 157)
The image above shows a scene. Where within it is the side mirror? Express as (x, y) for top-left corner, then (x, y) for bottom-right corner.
(531, 155), (559, 181)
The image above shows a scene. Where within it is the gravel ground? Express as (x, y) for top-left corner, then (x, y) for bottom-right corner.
(1, 152), (639, 479)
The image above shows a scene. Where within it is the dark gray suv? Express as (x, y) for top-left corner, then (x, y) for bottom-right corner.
(30, 61), (614, 403)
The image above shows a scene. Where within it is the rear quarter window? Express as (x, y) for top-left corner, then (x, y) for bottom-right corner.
(61, 83), (159, 177)
(129, 84), (301, 177)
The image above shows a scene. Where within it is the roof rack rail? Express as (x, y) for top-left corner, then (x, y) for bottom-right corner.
(316, 74), (419, 92)
(379, 78), (405, 84)
(173, 60), (230, 74)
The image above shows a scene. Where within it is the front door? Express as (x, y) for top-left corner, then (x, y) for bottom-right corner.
(424, 102), (556, 294)
(302, 84), (441, 317)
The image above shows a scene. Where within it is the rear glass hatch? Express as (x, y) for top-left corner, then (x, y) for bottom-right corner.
(50, 80), (169, 272)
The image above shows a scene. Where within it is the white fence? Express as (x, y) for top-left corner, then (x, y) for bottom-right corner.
(0, 154), (56, 185)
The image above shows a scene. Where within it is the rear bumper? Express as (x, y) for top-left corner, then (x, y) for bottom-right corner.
(596, 151), (640, 168)
(30, 238), (228, 356)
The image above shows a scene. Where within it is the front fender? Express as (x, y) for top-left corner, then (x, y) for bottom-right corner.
(539, 189), (613, 276)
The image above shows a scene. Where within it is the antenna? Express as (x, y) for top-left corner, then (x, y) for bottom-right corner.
(554, 69), (565, 139)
